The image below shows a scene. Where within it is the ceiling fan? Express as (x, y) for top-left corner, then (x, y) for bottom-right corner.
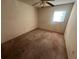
(32, 0), (55, 8)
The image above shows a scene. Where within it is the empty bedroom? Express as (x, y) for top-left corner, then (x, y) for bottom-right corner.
(1, 0), (77, 59)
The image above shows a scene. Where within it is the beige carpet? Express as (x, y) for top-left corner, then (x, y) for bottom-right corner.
(2, 29), (68, 59)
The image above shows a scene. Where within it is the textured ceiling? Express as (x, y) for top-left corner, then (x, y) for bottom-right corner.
(18, 0), (75, 7)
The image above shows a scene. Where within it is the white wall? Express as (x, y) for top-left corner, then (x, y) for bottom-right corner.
(64, 3), (77, 59)
(38, 4), (73, 33)
(1, 0), (38, 43)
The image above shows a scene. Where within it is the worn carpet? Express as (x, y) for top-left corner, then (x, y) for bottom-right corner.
(1, 29), (68, 59)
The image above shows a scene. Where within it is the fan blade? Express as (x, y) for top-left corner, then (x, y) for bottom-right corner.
(46, 2), (54, 7)
(32, 2), (40, 6)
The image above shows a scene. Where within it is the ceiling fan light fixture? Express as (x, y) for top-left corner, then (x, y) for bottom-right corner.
(40, 1), (46, 8)
(32, 0), (55, 8)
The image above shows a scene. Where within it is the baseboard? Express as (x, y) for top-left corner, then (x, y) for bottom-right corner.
(2, 27), (64, 44)
(37, 28), (64, 35)
(2, 27), (38, 44)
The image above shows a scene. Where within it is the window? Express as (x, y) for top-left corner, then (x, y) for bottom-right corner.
(53, 11), (66, 22)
